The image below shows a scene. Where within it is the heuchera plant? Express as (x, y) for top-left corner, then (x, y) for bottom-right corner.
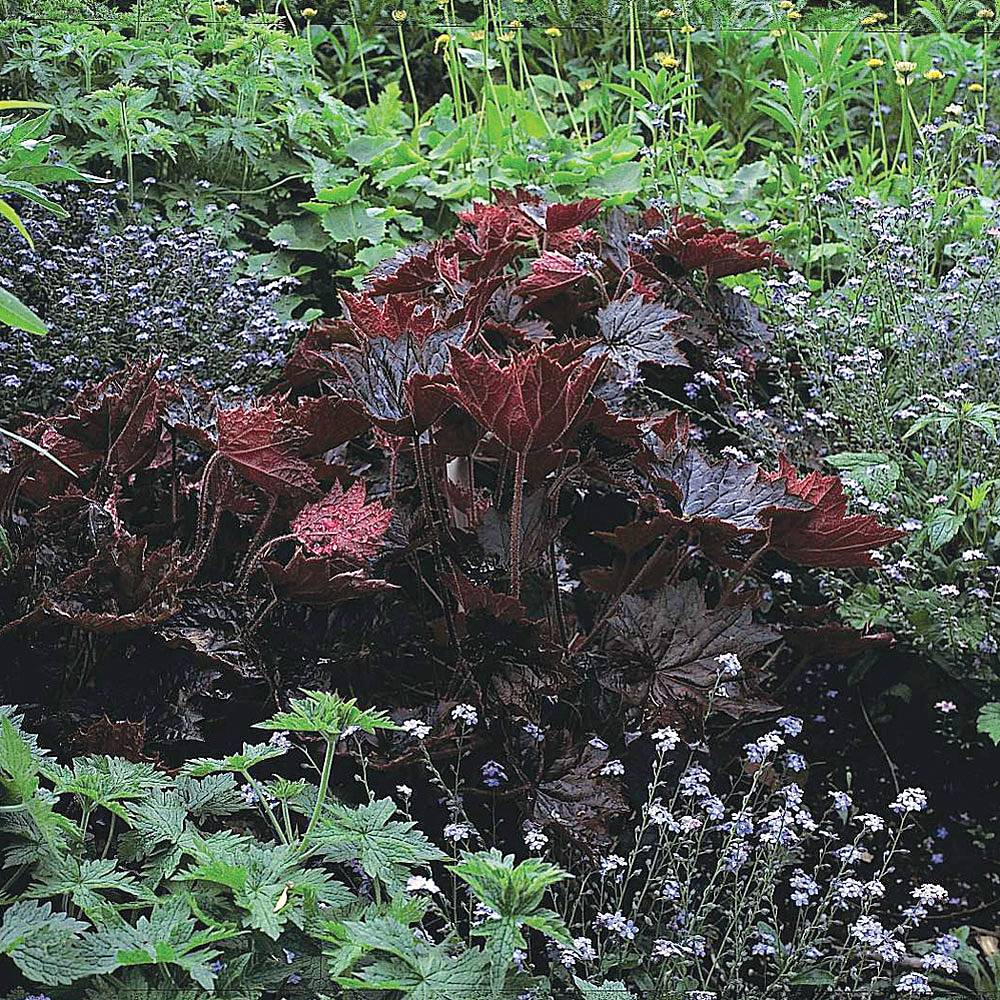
(0, 193), (901, 852)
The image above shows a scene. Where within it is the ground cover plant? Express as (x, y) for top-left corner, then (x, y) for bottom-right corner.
(0, 0), (998, 997)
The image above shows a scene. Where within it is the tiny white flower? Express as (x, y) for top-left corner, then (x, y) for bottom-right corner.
(401, 719), (431, 740)
(405, 875), (440, 894)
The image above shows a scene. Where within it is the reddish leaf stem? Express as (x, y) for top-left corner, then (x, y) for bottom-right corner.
(509, 449), (526, 599)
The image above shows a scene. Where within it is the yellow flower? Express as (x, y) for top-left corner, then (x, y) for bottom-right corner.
(944, 102), (963, 114)
(509, 18), (522, 28)
(866, 57), (884, 68)
(860, 13), (879, 25)
(434, 32), (451, 52)
(391, 8), (407, 22)
(923, 68), (943, 81)
(301, 6), (317, 16)
(498, 30), (515, 41)
(874, 10), (888, 19)
(770, 27), (786, 36)
(654, 51), (680, 68)
(968, 81), (985, 91)
(679, 22), (696, 32)
(786, 9), (802, 19)
(655, 6), (677, 17)
(214, 1), (230, 11)
(544, 25), (562, 37)
(893, 59), (916, 73)
(578, 78), (597, 91)
(778, 0), (793, 8)
(978, 7), (996, 18)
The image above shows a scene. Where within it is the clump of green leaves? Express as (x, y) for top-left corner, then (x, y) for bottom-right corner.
(0, 696), (573, 998)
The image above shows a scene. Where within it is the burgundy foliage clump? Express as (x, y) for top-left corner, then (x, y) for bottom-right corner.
(0, 193), (899, 853)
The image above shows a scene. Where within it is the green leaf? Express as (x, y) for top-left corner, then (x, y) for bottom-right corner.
(309, 174), (367, 205)
(179, 836), (356, 939)
(825, 451), (901, 500)
(337, 915), (494, 1000)
(182, 740), (288, 777)
(26, 858), (155, 913)
(0, 196), (33, 247)
(574, 976), (632, 999)
(267, 215), (329, 252)
(314, 797), (446, 897)
(588, 160), (642, 198)
(319, 203), (386, 245)
(925, 508), (965, 551)
(47, 755), (171, 820)
(254, 690), (398, 740)
(451, 849), (571, 988)
(0, 285), (46, 335)
(0, 900), (110, 986)
(977, 702), (1000, 746)
(789, 968), (837, 986)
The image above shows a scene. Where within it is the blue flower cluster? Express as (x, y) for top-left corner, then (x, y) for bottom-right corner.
(0, 185), (303, 415)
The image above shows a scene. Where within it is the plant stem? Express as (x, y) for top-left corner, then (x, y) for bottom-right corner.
(300, 736), (335, 850)
(509, 449), (525, 599)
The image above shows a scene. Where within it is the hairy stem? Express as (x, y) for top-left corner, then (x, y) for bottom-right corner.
(509, 450), (526, 599)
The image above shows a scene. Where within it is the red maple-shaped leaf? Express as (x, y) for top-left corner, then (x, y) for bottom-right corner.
(364, 242), (443, 296)
(264, 549), (396, 606)
(341, 291), (438, 343)
(517, 197), (603, 234)
(217, 403), (319, 498)
(654, 448), (812, 534)
(639, 209), (788, 280)
(287, 395), (370, 455)
(762, 456), (904, 567)
(515, 251), (589, 307)
(291, 479), (393, 563)
(447, 344), (604, 455)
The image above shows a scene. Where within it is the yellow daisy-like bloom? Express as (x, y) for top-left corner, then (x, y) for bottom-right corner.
(655, 7), (677, 17)
(509, 18), (522, 28)
(391, 8), (406, 21)
(968, 81), (985, 91)
(434, 32), (451, 52)
(498, 30), (515, 41)
(544, 25), (562, 36)
(786, 9), (802, 19)
(874, 10), (888, 19)
(923, 68), (943, 81)
(214, 2), (230, 12)
(860, 13), (879, 25)
(578, 78), (597, 91)
(653, 51), (680, 68)
(778, 0), (794, 8)
(679, 22), (696, 32)
(978, 7), (995, 18)
(469, 28), (485, 40)
(894, 60), (916, 85)
(301, 6), (317, 16)
(867, 57), (884, 68)
(770, 27), (786, 36)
